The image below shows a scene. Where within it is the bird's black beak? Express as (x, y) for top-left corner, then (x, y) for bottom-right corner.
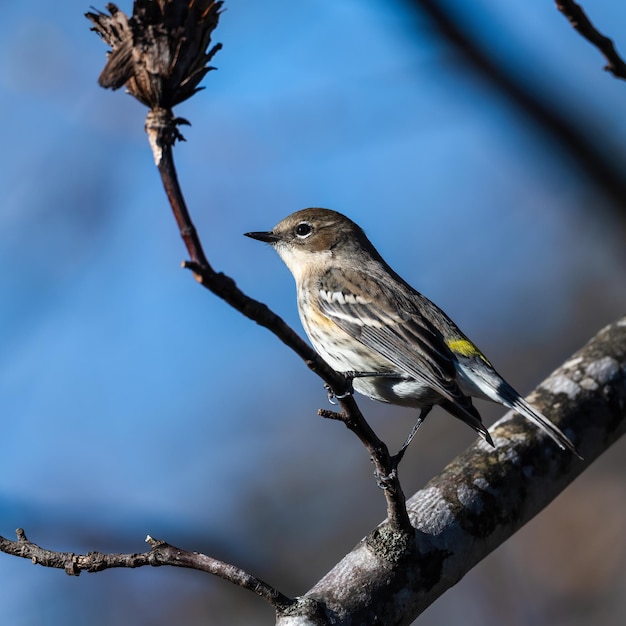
(244, 230), (280, 244)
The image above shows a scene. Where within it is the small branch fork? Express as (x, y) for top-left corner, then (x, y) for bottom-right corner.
(555, 0), (626, 80)
(0, 530), (293, 611)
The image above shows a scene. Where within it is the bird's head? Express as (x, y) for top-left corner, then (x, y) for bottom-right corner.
(245, 208), (371, 280)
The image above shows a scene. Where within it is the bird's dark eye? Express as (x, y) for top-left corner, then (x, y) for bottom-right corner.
(295, 222), (312, 238)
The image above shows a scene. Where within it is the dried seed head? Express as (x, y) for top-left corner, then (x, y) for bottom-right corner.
(86, 1), (223, 109)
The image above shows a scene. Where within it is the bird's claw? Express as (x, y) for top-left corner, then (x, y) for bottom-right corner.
(324, 375), (354, 404)
(324, 383), (338, 405)
(375, 467), (398, 490)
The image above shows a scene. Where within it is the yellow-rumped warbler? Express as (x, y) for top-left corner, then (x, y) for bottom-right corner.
(245, 208), (579, 458)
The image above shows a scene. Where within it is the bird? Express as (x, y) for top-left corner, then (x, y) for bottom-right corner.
(245, 208), (580, 459)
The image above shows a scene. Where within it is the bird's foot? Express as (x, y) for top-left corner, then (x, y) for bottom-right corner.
(374, 466), (399, 490)
(324, 375), (354, 405)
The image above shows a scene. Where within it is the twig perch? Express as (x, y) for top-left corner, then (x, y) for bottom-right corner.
(85, 0), (413, 533)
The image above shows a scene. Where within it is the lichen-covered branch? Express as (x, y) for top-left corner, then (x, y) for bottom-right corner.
(275, 317), (626, 625)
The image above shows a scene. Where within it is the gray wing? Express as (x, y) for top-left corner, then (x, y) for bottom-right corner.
(316, 268), (466, 408)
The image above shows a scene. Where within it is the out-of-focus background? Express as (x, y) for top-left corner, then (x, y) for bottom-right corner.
(1, 1), (625, 624)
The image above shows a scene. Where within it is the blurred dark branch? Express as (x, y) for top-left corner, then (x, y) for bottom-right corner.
(86, 2), (414, 538)
(405, 0), (626, 212)
(555, 0), (626, 80)
(0, 530), (293, 611)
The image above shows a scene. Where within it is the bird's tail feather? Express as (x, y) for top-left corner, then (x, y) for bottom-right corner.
(505, 391), (581, 459)
(456, 361), (581, 458)
(488, 377), (580, 458)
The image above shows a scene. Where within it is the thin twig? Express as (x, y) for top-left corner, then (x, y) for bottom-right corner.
(159, 138), (412, 533)
(0, 529), (294, 611)
(555, 0), (626, 80)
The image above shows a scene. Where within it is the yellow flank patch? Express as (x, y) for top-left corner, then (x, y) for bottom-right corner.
(446, 338), (490, 363)
(305, 305), (336, 327)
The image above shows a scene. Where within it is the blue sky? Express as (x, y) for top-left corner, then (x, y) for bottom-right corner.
(1, 1), (625, 624)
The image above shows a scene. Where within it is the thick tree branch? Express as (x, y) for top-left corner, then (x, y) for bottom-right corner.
(555, 0), (626, 80)
(275, 316), (626, 625)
